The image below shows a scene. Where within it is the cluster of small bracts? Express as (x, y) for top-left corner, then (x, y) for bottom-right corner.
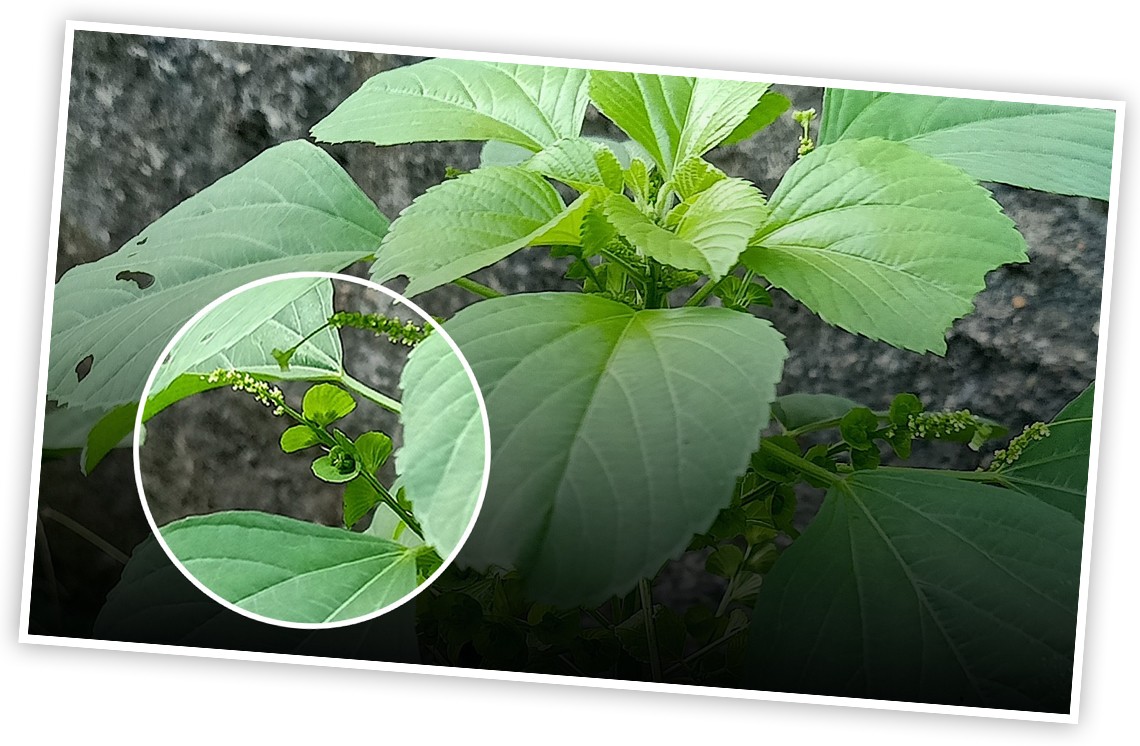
(906, 409), (980, 439)
(202, 368), (286, 415)
(989, 421), (1052, 471)
(327, 311), (432, 346)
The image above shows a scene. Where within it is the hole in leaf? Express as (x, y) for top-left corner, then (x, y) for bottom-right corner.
(115, 270), (155, 289)
(75, 355), (94, 382)
(136, 237), (148, 245)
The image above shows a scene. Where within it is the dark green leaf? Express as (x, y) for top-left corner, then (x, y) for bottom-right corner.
(840, 407), (880, 450)
(428, 293), (786, 605)
(706, 544), (745, 578)
(354, 431), (394, 473)
(745, 471), (1082, 711)
(94, 534), (419, 660)
(343, 477), (382, 529)
(1000, 384), (1094, 520)
(889, 393), (923, 427)
(722, 91), (792, 146)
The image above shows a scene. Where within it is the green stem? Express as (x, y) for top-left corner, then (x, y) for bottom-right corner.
(358, 468), (425, 539)
(664, 628), (747, 676)
(731, 269), (755, 307)
(279, 405), (336, 448)
(578, 257), (603, 290)
(714, 551), (743, 617)
(786, 410), (889, 438)
(341, 374), (402, 414)
(638, 578), (662, 682)
(877, 466), (1013, 487)
(758, 439), (842, 487)
(274, 322), (332, 367)
(600, 248), (649, 286)
(646, 263), (661, 308)
(585, 607), (612, 630)
(40, 506), (129, 565)
(684, 276), (725, 307)
(452, 277), (504, 299)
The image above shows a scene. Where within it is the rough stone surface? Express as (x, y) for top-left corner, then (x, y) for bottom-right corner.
(35, 31), (1108, 632)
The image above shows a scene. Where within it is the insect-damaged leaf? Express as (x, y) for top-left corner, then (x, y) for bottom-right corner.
(48, 140), (385, 413)
(82, 280), (342, 474)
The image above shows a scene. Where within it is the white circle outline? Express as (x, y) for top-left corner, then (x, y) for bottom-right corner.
(132, 271), (492, 630)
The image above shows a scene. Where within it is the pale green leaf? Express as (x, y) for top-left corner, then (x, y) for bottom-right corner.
(582, 136), (654, 169)
(588, 71), (771, 174)
(745, 471), (1082, 712)
(42, 404), (109, 452)
(312, 59), (589, 151)
(480, 140), (533, 167)
(603, 196), (714, 275)
(669, 178), (769, 277)
(373, 166), (589, 295)
(433, 293), (786, 605)
(302, 383), (356, 426)
(397, 325), (487, 558)
(771, 393), (862, 432)
(1000, 384), (1094, 520)
(819, 89), (1116, 199)
(151, 278), (342, 393)
(667, 157), (727, 202)
(523, 137), (624, 193)
(311, 454), (359, 483)
(47, 140), (385, 413)
(280, 425), (320, 453)
(742, 138), (1028, 354)
(159, 511), (420, 624)
(93, 534), (420, 660)
(605, 178), (767, 279)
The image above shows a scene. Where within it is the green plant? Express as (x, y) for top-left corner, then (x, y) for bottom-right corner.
(43, 58), (1110, 710)
(99, 274), (482, 625)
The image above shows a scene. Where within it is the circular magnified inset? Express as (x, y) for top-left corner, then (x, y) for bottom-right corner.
(133, 272), (489, 628)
